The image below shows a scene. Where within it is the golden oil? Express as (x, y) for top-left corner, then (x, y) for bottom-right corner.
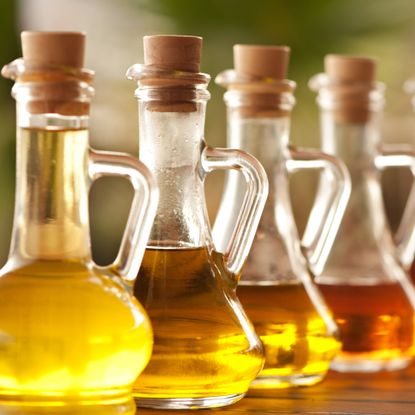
(0, 260), (152, 405)
(0, 128), (153, 411)
(133, 247), (264, 400)
(237, 283), (340, 388)
(0, 37), (157, 413)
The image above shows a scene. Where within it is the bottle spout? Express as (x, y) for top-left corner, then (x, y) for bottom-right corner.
(309, 54), (384, 124)
(2, 31), (92, 82)
(1, 59), (22, 80)
(126, 35), (209, 85)
(3, 32), (94, 119)
(215, 44), (296, 94)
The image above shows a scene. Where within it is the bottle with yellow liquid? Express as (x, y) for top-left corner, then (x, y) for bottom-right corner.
(214, 45), (349, 389)
(309, 55), (415, 372)
(127, 35), (268, 409)
(0, 32), (158, 415)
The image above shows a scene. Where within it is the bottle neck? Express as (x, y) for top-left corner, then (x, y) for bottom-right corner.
(138, 99), (211, 248)
(313, 80), (391, 277)
(310, 74), (385, 173)
(219, 89), (302, 283)
(225, 90), (292, 166)
(7, 70), (93, 264)
(319, 103), (382, 175)
(224, 89), (293, 230)
(224, 90), (293, 214)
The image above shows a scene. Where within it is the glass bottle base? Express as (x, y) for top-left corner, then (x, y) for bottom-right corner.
(248, 372), (326, 391)
(135, 393), (244, 409)
(330, 354), (412, 373)
(0, 393), (135, 415)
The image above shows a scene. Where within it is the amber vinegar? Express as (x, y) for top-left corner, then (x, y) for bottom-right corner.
(318, 282), (415, 370)
(410, 261), (415, 285)
(133, 247), (264, 400)
(237, 283), (340, 388)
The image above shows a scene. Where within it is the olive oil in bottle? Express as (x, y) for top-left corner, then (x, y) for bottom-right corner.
(213, 45), (345, 388)
(0, 32), (157, 414)
(134, 247), (263, 398)
(237, 283), (340, 388)
(128, 35), (267, 409)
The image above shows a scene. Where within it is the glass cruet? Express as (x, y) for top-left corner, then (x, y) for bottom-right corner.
(0, 32), (158, 415)
(213, 45), (348, 389)
(126, 35), (268, 409)
(309, 54), (415, 372)
(402, 78), (415, 283)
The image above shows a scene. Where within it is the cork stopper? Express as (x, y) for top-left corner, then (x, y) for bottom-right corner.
(140, 35), (205, 112)
(224, 44), (292, 118)
(325, 54), (377, 83)
(234, 45), (290, 80)
(17, 31), (90, 115)
(143, 35), (202, 73)
(322, 54), (378, 124)
(21, 31), (86, 68)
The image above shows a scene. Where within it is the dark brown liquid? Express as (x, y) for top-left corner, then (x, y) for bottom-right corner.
(318, 282), (414, 359)
(410, 261), (415, 284)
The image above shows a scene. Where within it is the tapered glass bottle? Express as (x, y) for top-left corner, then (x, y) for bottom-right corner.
(214, 45), (347, 389)
(0, 32), (158, 415)
(310, 55), (415, 372)
(127, 35), (268, 409)
(402, 78), (415, 283)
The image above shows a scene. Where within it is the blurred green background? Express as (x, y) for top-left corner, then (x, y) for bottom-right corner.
(1, 0), (415, 265)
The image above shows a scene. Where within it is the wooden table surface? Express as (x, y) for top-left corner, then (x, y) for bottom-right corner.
(137, 364), (415, 415)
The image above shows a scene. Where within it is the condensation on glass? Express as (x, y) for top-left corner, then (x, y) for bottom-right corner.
(127, 35), (268, 410)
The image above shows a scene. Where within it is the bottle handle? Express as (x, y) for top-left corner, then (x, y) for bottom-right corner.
(88, 149), (158, 282)
(287, 147), (351, 276)
(375, 145), (415, 269)
(203, 146), (268, 276)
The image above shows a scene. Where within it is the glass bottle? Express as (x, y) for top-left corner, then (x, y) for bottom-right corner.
(127, 35), (268, 409)
(309, 54), (415, 372)
(0, 32), (158, 414)
(214, 45), (348, 389)
(402, 78), (415, 283)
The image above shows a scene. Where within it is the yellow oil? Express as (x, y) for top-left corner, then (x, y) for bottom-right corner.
(0, 260), (153, 410)
(237, 283), (340, 388)
(133, 247), (264, 401)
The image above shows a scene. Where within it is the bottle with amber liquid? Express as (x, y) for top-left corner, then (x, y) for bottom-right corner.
(214, 45), (348, 389)
(401, 78), (415, 283)
(127, 35), (268, 409)
(309, 55), (415, 372)
(0, 32), (158, 414)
